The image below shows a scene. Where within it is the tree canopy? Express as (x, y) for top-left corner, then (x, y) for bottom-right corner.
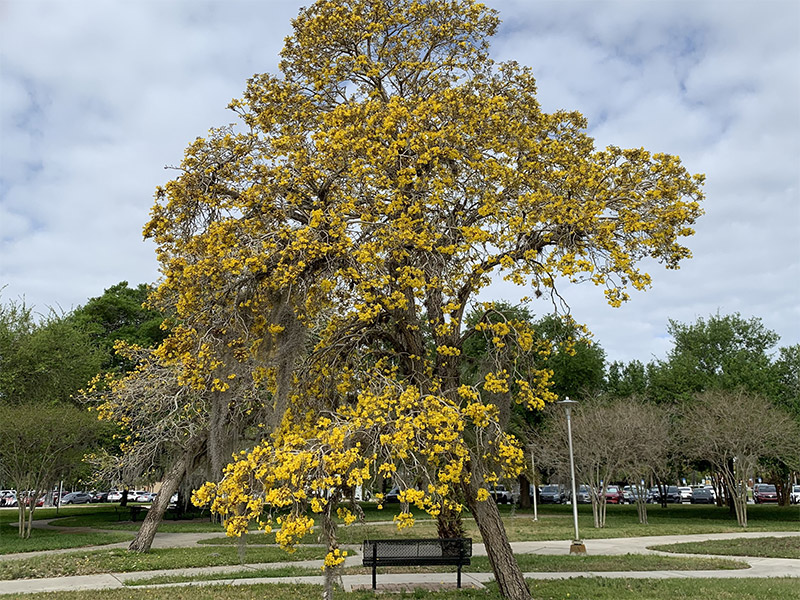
(139, 2), (704, 598)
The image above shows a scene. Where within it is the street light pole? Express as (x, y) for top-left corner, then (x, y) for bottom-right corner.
(558, 397), (585, 554)
(529, 446), (538, 522)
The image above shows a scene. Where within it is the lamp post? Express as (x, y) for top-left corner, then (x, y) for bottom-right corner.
(529, 446), (538, 522)
(558, 397), (585, 554)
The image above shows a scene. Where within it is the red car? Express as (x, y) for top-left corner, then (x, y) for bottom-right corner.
(605, 485), (624, 504)
(753, 484), (778, 503)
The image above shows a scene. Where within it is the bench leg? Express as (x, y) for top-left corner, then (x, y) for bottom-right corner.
(457, 564), (462, 589)
(372, 564), (377, 590)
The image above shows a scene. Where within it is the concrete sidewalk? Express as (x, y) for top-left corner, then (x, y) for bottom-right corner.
(1, 531), (799, 595)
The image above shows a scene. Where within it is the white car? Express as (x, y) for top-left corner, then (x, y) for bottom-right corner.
(678, 486), (693, 503)
(791, 485), (800, 505)
(107, 490), (123, 502)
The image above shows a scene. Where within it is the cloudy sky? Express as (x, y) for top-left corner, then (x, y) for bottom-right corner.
(1, 0), (798, 365)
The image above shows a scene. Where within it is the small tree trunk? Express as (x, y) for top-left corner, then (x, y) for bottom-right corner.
(518, 475), (531, 509)
(590, 490), (600, 528)
(463, 479), (531, 600)
(128, 451), (189, 553)
(634, 482), (648, 524)
(320, 499), (342, 600)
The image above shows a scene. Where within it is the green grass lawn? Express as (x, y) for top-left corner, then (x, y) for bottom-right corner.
(14, 579), (800, 600)
(0, 524), (133, 554)
(651, 535), (800, 559)
(125, 552), (747, 587)
(0, 545), (328, 580)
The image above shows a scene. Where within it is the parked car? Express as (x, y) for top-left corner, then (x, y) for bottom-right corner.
(1, 490), (17, 507)
(135, 492), (156, 503)
(383, 486), (401, 503)
(61, 491), (93, 505)
(678, 486), (693, 503)
(648, 486), (682, 504)
(489, 484), (513, 504)
(539, 484), (568, 504)
(790, 485), (800, 505)
(127, 490), (148, 502)
(605, 485), (623, 504)
(624, 485), (648, 503)
(575, 484), (591, 504)
(753, 483), (778, 504)
(690, 487), (715, 504)
(90, 491), (110, 503)
(107, 490), (123, 502)
(665, 486), (683, 503)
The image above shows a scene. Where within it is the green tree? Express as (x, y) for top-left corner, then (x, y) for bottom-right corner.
(0, 403), (105, 538)
(0, 301), (103, 407)
(143, 1), (703, 598)
(772, 344), (800, 417)
(70, 281), (168, 372)
(648, 313), (780, 403)
(605, 359), (648, 398)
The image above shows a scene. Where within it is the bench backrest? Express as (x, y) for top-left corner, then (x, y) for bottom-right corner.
(362, 538), (472, 564)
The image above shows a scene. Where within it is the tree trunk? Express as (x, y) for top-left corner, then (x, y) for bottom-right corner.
(634, 482), (648, 524)
(437, 501), (465, 539)
(518, 475), (531, 509)
(463, 478), (530, 600)
(320, 497), (342, 600)
(128, 451), (190, 553)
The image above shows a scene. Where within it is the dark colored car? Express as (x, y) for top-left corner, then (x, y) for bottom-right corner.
(90, 491), (110, 503)
(383, 487), (401, 503)
(61, 491), (92, 505)
(690, 487), (715, 504)
(647, 486), (682, 504)
(753, 484), (778, 504)
(539, 484), (567, 504)
(664, 486), (683, 503)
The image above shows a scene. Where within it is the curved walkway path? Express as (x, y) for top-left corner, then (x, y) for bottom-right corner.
(1, 523), (798, 595)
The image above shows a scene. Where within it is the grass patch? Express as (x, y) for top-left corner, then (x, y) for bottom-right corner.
(651, 535), (800, 559)
(0, 523), (132, 554)
(474, 553), (747, 572)
(125, 565), (321, 586)
(14, 579), (800, 600)
(125, 552), (747, 586)
(0, 545), (327, 580)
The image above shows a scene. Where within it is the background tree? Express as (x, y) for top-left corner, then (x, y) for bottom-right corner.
(0, 403), (104, 538)
(679, 390), (800, 527)
(536, 398), (633, 528)
(615, 398), (672, 524)
(70, 281), (168, 373)
(0, 301), (104, 408)
(605, 359), (648, 398)
(0, 298), (108, 536)
(772, 344), (800, 417)
(647, 313), (780, 403)
(145, 1), (703, 598)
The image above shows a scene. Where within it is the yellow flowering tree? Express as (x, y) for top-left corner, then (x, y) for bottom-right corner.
(145, 1), (704, 598)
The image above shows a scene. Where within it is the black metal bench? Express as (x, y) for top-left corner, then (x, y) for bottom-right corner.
(362, 538), (472, 590)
